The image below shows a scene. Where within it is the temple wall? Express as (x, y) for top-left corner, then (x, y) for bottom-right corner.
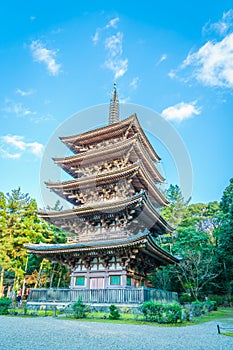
(70, 265), (146, 289)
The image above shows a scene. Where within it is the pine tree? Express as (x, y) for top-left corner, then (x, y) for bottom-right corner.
(0, 188), (53, 293)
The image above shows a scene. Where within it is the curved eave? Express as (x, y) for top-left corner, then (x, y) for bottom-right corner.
(46, 162), (140, 188)
(60, 114), (160, 162)
(53, 134), (164, 183)
(26, 232), (179, 265)
(142, 193), (173, 233)
(39, 192), (144, 219)
(131, 115), (161, 163)
(145, 235), (179, 264)
(60, 114), (134, 146)
(54, 133), (139, 163)
(26, 232), (148, 253)
(38, 192), (172, 233)
(46, 161), (168, 207)
(60, 114), (135, 142)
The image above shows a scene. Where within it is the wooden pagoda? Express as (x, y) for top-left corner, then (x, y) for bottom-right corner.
(27, 85), (179, 291)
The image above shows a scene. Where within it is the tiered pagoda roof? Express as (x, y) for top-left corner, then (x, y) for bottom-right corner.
(60, 114), (160, 162)
(53, 133), (164, 182)
(27, 92), (178, 274)
(46, 161), (168, 207)
(27, 231), (177, 271)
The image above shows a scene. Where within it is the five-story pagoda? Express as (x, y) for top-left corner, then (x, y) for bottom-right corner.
(27, 85), (178, 290)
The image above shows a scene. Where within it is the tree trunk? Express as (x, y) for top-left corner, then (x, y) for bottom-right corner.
(57, 270), (62, 288)
(49, 263), (56, 288)
(21, 256), (28, 299)
(35, 259), (44, 289)
(0, 268), (5, 297)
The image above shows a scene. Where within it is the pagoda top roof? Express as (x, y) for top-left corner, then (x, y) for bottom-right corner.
(39, 191), (172, 233)
(53, 134), (163, 180)
(26, 231), (179, 265)
(60, 114), (160, 162)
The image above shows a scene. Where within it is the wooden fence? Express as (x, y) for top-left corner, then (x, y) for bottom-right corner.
(28, 287), (178, 305)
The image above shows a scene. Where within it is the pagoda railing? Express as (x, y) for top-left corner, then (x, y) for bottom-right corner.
(27, 287), (178, 305)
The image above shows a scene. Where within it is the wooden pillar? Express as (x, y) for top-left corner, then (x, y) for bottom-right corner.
(121, 269), (127, 287)
(104, 268), (109, 288)
(86, 269), (90, 289)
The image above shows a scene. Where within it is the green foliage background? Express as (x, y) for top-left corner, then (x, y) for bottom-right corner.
(152, 180), (233, 303)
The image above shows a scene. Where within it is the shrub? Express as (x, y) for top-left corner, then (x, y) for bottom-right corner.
(162, 303), (182, 324)
(140, 301), (182, 323)
(191, 301), (203, 317)
(204, 299), (217, 312)
(190, 300), (217, 317)
(181, 308), (191, 321)
(179, 294), (194, 304)
(109, 304), (120, 320)
(72, 298), (88, 319)
(140, 301), (163, 322)
(208, 295), (226, 307)
(0, 297), (12, 315)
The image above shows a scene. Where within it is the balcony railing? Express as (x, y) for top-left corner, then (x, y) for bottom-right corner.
(28, 287), (178, 305)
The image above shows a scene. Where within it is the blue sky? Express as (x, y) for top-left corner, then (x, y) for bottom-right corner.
(0, 1), (233, 208)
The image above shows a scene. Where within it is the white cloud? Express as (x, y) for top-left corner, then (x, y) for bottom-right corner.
(105, 32), (123, 57)
(30, 113), (55, 124)
(92, 17), (128, 80)
(129, 77), (139, 90)
(104, 32), (128, 79)
(168, 70), (176, 79)
(92, 29), (100, 45)
(2, 99), (54, 124)
(181, 33), (233, 88)
(0, 148), (21, 159)
(106, 17), (120, 29)
(3, 100), (35, 117)
(157, 54), (168, 65)
(203, 10), (233, 36)
(0, 135), (44, 158)
(161, 101), (201, 122)
(104, 58), (128, 79)
(92, 17), (120, 44)
(30, 40), (61, 76)
(16, 88), (34, 96)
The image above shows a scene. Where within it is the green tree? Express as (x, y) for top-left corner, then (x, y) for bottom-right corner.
(160, 185), (189, 254)
(155, 185), (219, 298)
(214, 178), (233, 301)
(162, 185), (189, 228)
(0, 188), (53, 293)
(0, 192), (11, 296)
(172, 226), (218, 300)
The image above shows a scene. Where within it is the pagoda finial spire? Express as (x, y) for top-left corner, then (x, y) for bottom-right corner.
(109, 82), (119, 125)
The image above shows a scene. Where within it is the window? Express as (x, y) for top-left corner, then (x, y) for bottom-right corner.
(110, 275), (121, 285)
(127, 277), (131, 286)
(75, 276), (85, 286)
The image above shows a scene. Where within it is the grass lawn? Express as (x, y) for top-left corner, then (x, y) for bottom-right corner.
(192, 308), (233, 325)
(221, 332), (233, 337)
(57, 307), (233, 327)
(6, 307), (233, 328)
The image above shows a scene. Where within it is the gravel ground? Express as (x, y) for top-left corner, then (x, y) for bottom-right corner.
(0, 316), (232, 350)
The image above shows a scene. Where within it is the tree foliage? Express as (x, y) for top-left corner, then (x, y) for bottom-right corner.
(154, 185), (222, 300)
(0, 188), (69, 293)
(214, 178), (233, 299)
